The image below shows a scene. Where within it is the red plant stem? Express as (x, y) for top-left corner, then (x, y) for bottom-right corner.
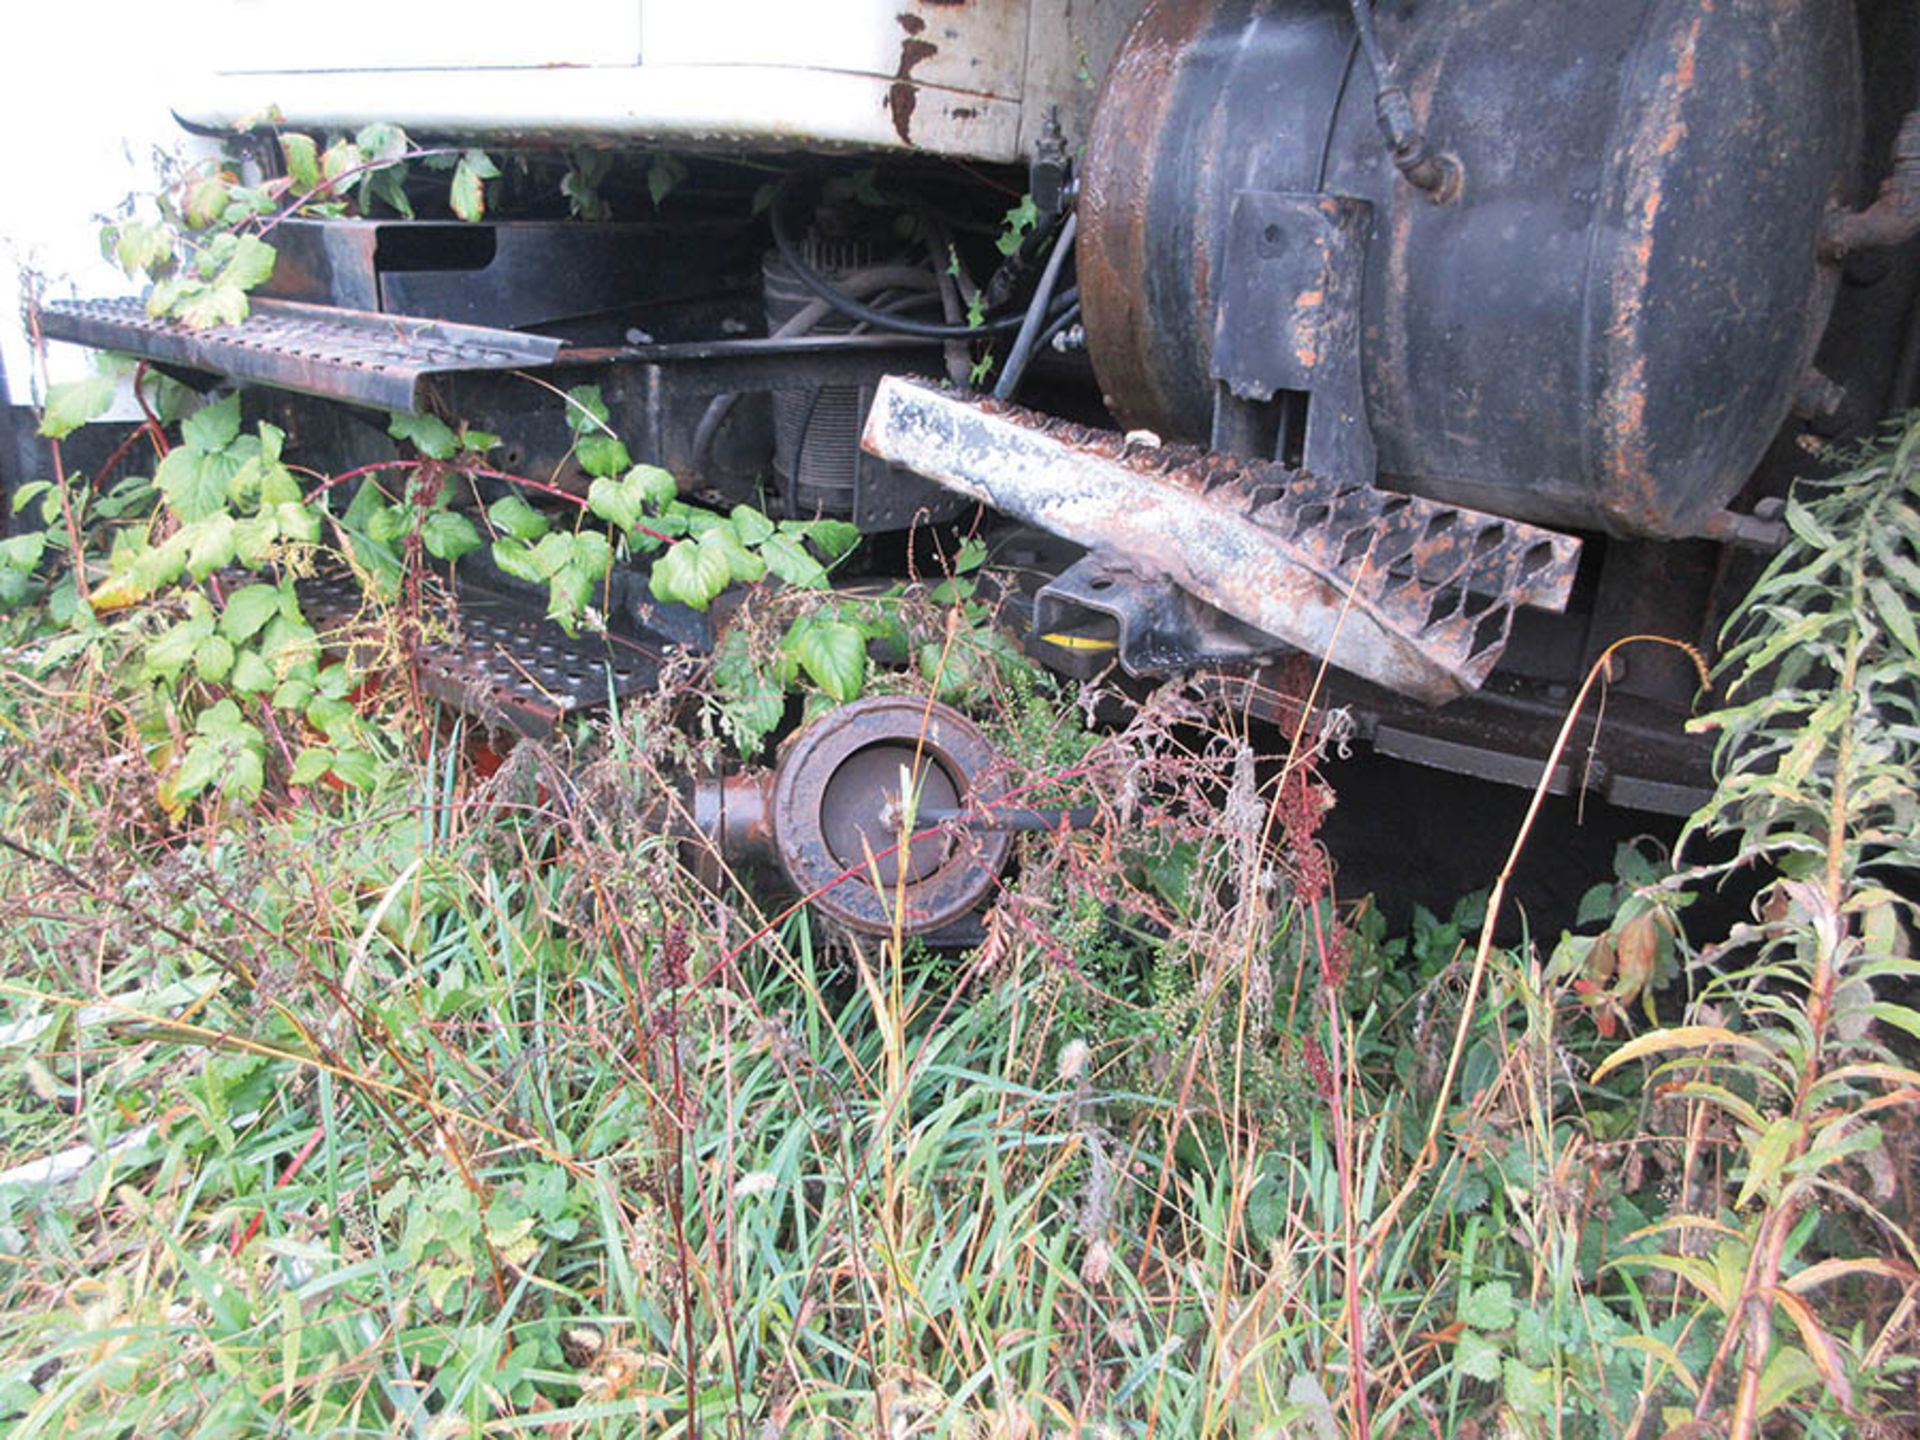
(230, 1119), (328, 1255)
(23, 304), (91, 606)
(253, 145), (463, 241)
(465, 468), (680, 546)
(131, 364), (170, 459)
(304, 462), (680, 548)
(300, 460), (421, 504)
(87, 419), (161, 494)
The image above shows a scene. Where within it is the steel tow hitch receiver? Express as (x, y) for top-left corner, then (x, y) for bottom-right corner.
(861, 377), (1581, 704)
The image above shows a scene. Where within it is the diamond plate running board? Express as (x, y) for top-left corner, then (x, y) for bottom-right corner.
(40, 296), (564, 414)
(861, 376), (1581, 704)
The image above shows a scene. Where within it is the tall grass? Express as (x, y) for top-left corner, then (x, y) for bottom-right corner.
(2, 426), (1919, 1435)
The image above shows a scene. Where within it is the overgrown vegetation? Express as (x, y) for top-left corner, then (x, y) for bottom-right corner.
(1, 130), (1918, 1438)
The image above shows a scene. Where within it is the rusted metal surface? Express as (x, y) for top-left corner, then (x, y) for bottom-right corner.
(863, 376), (1579, 704)
(39, 296), (563, 414)
(1077, 0), (1860, 538)
(767, 695), (1011, 935)
(297, 569), (658, 737)
(1210, 191), (1375, 485)
(1823, 107), (1920, 260)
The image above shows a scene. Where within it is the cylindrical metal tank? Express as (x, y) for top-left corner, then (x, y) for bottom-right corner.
(1078, 0), (1862, 538)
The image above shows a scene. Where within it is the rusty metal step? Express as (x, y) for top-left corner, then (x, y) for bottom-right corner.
(862, 376), (1582, 704)
(40, 296), (563, 414)
(297, 570), (662, 736)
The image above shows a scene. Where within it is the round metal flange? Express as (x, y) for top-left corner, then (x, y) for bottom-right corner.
(769, 696), (1011, 935)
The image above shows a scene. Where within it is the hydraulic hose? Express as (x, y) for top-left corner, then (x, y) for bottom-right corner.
(992, 211), (1077, 402)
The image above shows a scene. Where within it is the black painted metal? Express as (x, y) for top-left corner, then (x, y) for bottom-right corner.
(1033, 554), (1281, 679)
(1080, 0), (1863, 538)
(261, 218), (753, 334)
(1209, 190), (1376, 485)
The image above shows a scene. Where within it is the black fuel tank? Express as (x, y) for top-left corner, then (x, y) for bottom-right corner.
(1079, 0), (1863, 537)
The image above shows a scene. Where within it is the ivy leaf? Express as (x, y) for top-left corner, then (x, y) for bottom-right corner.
(710, 629), (784, 760)
(729, 504), (775, 546)
(282, 133), (320, 190)
(575, 433), (631, 479)
(587, 475), (641, 533)
(320, 139), (363, 191)
(422, 510), (481, 562)
(389, 411), (457, 460)
(649, 537), (730, 611)
(184, 513), (238, 580)
(193, 633), (236, 683)
(547, 564), (595, 630)
(229, 649), (276, 695)
(629, 465), (677, 507)
(487, 494), (550, 541)
(111, 220), (173, 277)
(366, 502), (410, 546)
(570, 529), (611, 578)
(760, 532), (827, 589)
(802, 518), (861, 561)
(38, 373), (118, 439)
(449, 153), (491, 223)
(182, 394), (244, 452)
(564, 385), (611, 436)
(793, 619), (866, 702)
(699, 527), (765, 584)
(220, 234), (277, 292)
(996, 193), (1039, 256)
(647, 154), (688, 208)
(220, 583), (282, 643)
(491, 539), (546, 585)
(185, 172), (231, 229)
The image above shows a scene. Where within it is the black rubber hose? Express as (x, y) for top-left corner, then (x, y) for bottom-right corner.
(690, 265), (944, 471)
(992, 210), (1077, 402)
(770, 183), (1037, 339)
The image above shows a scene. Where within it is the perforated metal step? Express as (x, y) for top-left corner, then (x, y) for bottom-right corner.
(298, 571), (661, 736)
(41, 296), (563, 414)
